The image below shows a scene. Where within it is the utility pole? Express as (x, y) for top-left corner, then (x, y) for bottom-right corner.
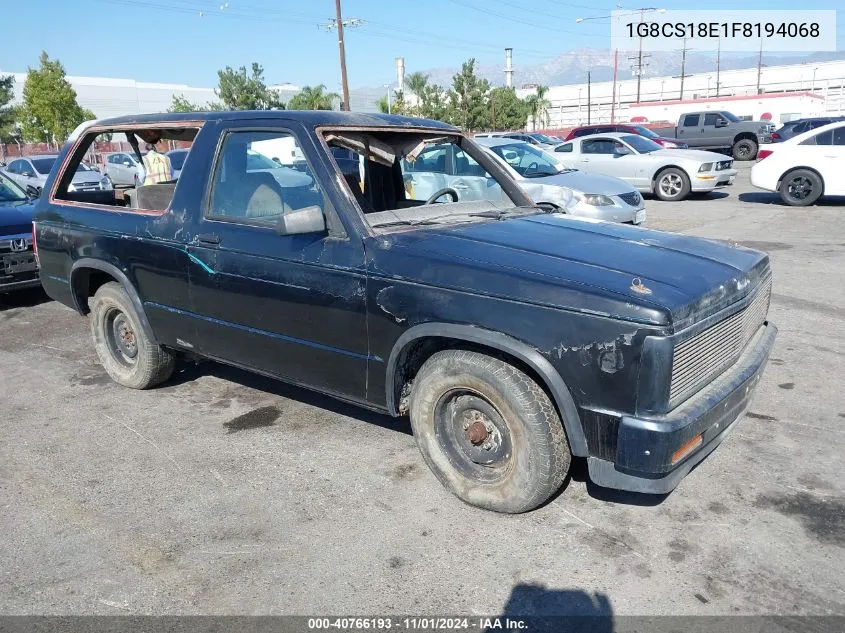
(586, 71), (591, 124)
(715, 37), (721, 96)
(335, 0), (350, 111)
(679, 38), (691, 100)
(629, 8), (652, 102)
(756, 38), (764, 94)
(320, 5), (362, 111)
(610, 49), (618, 123)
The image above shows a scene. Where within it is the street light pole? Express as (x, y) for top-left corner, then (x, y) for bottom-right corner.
(587, 71), (591, 124)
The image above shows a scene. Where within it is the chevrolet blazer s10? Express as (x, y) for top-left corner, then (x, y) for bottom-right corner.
(33, 111), (776, 513)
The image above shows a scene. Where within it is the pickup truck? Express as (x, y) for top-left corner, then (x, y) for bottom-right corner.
(655, 111), (774, 160)
(33, 111), (776, 513)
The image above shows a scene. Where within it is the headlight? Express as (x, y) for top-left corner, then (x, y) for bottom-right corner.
(67, 183), (76, 192)
(662, 141), (678, 148)
(698, 163), (713, 173)
(101, 177), (113, 190)
(578, 193), (615, 206)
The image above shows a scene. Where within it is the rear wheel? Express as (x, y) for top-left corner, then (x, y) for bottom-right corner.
(654, 168), (691, 201)
(778, 169), (823, 206)
(409, 350), (571, 513)
(90, 282), (174, 389)
(732, 138), (758, 161)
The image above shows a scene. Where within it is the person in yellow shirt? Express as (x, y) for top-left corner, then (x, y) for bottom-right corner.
(141, 143), (173, 185)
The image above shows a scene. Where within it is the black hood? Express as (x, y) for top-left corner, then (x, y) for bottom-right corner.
(369, 214), (769, 331)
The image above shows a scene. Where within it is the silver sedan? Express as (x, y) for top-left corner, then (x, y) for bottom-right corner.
(3, 154), (112, 193)
(552, 133), (737, 201)
(475, 137), (646, 224)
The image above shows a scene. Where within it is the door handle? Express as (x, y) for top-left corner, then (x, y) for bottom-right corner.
(195, 233), (220, 246)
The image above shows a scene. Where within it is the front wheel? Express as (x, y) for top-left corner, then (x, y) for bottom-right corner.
(409, 350), (571, 513)
(90, 282), (175, 389)
(654, 167), (691, 201)
(778, 169), (823, 206)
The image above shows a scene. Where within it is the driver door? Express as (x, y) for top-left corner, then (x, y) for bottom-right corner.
(577, 138), (631, 181)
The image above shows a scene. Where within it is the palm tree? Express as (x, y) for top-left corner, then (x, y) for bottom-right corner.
(404, 72), (430, 114)
(287, 84), (340, 110)
(525, 85), (551, 130)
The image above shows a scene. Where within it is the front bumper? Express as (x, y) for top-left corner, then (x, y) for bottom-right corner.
(588, 321), (777, 494)
(568, 197), (646, 224)
(691, 169), (737, 192)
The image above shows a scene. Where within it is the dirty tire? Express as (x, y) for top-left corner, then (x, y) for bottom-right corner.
(409, 350), (571, 513)
(90, 282), (174, 389)
(778, 168), (823, 207)
(732, 138), (758, 161)
(654, 167), (691, 201)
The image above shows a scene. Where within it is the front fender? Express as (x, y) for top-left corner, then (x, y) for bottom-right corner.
(385, 322), (589, 456)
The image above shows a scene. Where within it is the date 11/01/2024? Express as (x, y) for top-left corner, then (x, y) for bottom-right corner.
(626, 21), (820, 39)
(307, 617), (528, 630)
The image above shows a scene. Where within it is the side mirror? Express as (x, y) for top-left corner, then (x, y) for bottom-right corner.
(715, 118), (728, 128)
(613, 147), (632, 157)
(278, 205), (326, 236)
(22, 170), (35, 178)
(25, 184), (42, 199)
(123, 161), (133, 167)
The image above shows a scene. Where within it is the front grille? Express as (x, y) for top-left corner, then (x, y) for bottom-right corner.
(715, 160), (733, 171)
(669, 277), (772, 406)
(619, 191), (641, 206)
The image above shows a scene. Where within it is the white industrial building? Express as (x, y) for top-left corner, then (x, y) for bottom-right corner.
(518, 58), (845, 128)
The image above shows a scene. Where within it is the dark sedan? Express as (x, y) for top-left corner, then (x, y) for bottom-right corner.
(0, 171), (39, 292)
(565, 124), (688, 149)
(771, 116), (845, 142)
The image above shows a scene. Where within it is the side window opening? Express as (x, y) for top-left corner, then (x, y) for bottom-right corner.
(207, 130), (325, 228)
(55, 126), (198, 212)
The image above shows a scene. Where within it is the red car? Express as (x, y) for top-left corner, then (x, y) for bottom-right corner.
(564, 124), (688, 149)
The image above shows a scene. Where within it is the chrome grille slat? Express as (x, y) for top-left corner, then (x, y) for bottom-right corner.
(669, 278), (772, 405)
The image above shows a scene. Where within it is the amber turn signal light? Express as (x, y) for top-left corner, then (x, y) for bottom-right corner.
(671, 434), (703, 465)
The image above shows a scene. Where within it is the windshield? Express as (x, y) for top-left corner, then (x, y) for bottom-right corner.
(632, 125), (660, 139)
(246, 151), (281, 170)
(529, 133), (558, 145)
(0, 172), (27, 201)
(621, 134), (662, 154)
(31, 157), (56, 174)
(490, 142), (562, 178)
(722, 112), (741, 122)
(324, 131), (536, 230)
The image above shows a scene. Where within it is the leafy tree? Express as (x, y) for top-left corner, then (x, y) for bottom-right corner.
(376, 95), (390, 114)
(489, 87), (528, 131)
(447, 59), (490, 131)
(0, 74), (16, 142)
(168, 94), (219, 113)
(287, 85), (340, 110)
(18, 52), (90, 143)
(215, 63), (284, 110)
(524, 85), (551, 130)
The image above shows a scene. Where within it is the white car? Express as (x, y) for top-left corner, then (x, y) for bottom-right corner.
(750, 120), (845, 206)
(475, 137), (646, 224)
(553, 132), (737, 201)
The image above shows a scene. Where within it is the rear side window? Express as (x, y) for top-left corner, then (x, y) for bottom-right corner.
(208, 130), (325, 227)
(833, 127), (845, 145)
(52, 125), (199, 212)
(555, 143), (573, 153)
(683, 114), (700, 127)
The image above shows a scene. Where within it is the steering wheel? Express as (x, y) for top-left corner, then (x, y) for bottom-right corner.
(524, 161), (540, 175)
(425, 187), (459, 204)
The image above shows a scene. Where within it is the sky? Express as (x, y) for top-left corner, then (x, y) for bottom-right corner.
(3, 0), (844, 90)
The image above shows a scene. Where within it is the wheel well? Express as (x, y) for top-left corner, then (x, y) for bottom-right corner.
(652, 165), (687, 186)
(733, 132), (757, 144)
(391, 336), (558, 418)
(71, 268), (118, 314)
(777, 166), (824, 192)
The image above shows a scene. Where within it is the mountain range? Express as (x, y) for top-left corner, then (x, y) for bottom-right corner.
(410, 48), (845, 88)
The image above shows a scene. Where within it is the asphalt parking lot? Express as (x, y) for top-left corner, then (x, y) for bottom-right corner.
(1, 161), (844, 617)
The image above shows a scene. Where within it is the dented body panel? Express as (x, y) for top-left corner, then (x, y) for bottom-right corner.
(34, 111), (776, 494)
